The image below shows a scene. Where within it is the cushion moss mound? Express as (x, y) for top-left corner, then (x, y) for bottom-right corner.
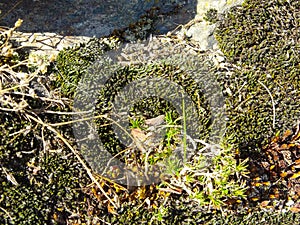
(92, 62), (211, 156)
(0, 82), (91, 224)
(0, 27), (94, 224)
(99, 196), (300, 225)
(214, 0), (300, 152)
(53, 37), (120, 98)
(3, 2), (299, 222)
(51, 35), (250, 223)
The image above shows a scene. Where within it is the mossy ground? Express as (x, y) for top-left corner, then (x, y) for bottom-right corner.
(1, 0), (300, 224)
(214, 0), (300, 152)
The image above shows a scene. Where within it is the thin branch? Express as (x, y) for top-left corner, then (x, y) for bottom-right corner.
(257, 80), (276, 129)
(26, 113), (118, 209)
(0, 206), (13, 221)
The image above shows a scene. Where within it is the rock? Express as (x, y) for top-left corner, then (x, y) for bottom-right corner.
(0, 0), (194, 37)
(180, 0), (245, 51)
(2, 0), (247, 55)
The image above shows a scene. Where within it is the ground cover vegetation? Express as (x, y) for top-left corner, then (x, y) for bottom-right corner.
(0, 0), (300, 224)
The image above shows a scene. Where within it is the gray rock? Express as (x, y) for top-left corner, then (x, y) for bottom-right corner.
(0, 0), (196, 37)
(180, 0), (245, 51)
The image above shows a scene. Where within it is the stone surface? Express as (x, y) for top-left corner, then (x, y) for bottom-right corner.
(182, 0), (245, 51)
(0, 0), (196, 37)
(196, 0), (244, 16)
(0, 0), (195, 57)
(11, 31), (91, 56)
(1, 0), (246, 55)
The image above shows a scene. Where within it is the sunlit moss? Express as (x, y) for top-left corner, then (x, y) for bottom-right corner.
(214, 0), (300, 152)
(2, 0), (299, 223)
(53, 37), (120, 98)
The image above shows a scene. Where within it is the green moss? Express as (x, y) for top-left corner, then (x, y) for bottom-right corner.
(0, 106), (92, 224)
(53, 37), (120, 98)
(97, 197), (300, 225)
(214, 0), (300, 152)
(204, 8), (219, 24)
(0, 149), (92, 225)
(3, 1), (299, 222)
(73, 60), (214, 173)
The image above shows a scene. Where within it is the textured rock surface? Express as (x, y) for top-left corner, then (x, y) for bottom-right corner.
(184, 0), (245, 50)
(0, 0), (195, 37)
(1, 0), (246, 52)
(0, 0), (195, 57)
(11, 31), (92, 57)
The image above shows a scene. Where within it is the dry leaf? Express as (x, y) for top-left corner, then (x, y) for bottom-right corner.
(145, 115), (165, 126)
(290, 206), (300, 213)
(131, 128), (147, 142)
(280, 172), (288, 178)
(107, 203), (118, 215)
(290, 172), (300, 179)
(260, 200), (270, 207)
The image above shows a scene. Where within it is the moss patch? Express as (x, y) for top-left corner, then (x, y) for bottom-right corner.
(214, 0), (300, 152)
(2, 1), (300, 223)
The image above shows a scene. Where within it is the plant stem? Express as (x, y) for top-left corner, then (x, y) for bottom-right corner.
(182, 97), (187, 164)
